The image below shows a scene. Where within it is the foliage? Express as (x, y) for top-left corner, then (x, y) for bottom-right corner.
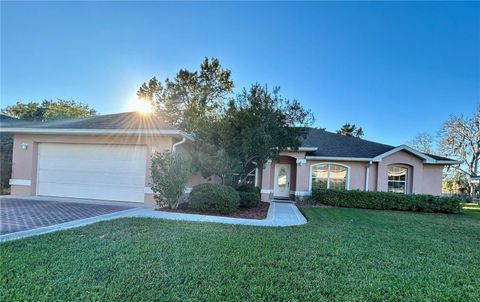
(192, 145), (239, 185)
(0, 134), (13, 194)
(2, 207), (480, 301)
(188, 183), (240, 213)
(438, 105), (479, 196)
(307, 189), (464, 213)
(443, 172), (470, 194)
(2, 100), (96, 121)
(138, 59), (314, 185)
(216, 84), (314, 182)
(150, 151), (192, 209)
(137, 57), (234, 134)
(408, 132), (435, 154)
(236, 184), (261, 207)
(336, 122), (364, 138)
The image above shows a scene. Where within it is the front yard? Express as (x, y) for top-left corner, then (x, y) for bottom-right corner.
(1, 207), (479, 301)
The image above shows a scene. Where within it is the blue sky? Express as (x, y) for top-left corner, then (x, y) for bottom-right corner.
(1, 1), (478, 146)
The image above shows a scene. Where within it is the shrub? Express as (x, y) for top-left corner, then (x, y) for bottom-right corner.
(236, 184), (261, 207)
(151, 151), (192, 209)
(189, 183), (240, 214)
(308, 189), (464, 214)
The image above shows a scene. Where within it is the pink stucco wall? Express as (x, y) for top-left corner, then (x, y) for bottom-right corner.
(421, 164), (443, 195)
(11, 134), (446, 204)
(377, 150), (424, 194)
(260, 149), (445, 201)
(9, 134), (205, 206)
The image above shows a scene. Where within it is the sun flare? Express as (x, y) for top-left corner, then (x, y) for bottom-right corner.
(129, 98), (154, 114)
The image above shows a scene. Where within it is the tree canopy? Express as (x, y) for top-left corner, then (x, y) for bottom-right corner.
(439, 106), (479, 180)
(137, 57), (234, 134)
(408, 133), (435, 154)
(409, 105), (479, 196)
(213, 84), (314, 182)
(2, 100), (96, 121)
(139, 59), (314, 185)
(336, 123), (364, 138)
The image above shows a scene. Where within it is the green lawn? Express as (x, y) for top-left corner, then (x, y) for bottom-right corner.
(1, 208), (479, 301)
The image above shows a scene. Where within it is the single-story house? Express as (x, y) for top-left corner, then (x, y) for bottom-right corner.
(0, 112), (459, 205)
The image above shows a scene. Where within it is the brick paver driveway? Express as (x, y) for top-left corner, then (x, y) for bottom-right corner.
(0, 197), (134, 235)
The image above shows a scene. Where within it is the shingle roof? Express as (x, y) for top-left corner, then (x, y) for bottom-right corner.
(0, 112), (176, 130)
(301, 128), (396, 158)
(424, 153), (458, 162)
(0, 113), (457, 163)
(0, 114), (33, 127)
(301, 128), (458, 163)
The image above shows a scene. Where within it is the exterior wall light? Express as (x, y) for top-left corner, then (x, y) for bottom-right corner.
(296, 159), (307, 166)
(20, 143), (29, 150)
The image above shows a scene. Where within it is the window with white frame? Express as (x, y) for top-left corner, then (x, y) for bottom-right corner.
(311, 164), (348, 191)
(388, 166), (407, 194)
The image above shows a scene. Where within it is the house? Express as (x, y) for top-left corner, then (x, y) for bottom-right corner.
(0, 112), (460, 204)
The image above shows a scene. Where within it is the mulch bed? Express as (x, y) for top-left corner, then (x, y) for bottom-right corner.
(157, 202), (270, 220)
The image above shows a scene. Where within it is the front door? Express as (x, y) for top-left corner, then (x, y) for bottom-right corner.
(274, 164), (291, 198)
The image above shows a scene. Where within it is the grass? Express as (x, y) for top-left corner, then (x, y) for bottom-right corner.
(1, 207), (479, 301)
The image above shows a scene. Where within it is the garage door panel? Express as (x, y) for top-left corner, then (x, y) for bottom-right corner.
(38, 160), (146, 174)
(38, 183), (144, 202)
(37, 170), (145, 187)
(37, 143), (147, 202)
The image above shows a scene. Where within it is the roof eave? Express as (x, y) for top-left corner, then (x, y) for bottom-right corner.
(0, 128), (194, 141)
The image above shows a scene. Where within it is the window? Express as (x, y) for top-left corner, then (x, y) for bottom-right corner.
(311, 164), (348, 191)
(388, 166), (407, 194)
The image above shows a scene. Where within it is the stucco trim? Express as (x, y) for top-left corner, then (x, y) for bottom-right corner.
(1, 128), (194, 140)
(306, 156), (375, 162)
(374, 145), (435, 163)
(292, 191), (310, 196)
(434, 160), (463, 165)
(9, 179), (31, 186)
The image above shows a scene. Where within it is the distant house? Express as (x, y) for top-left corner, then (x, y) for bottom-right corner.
(0, 112), (460, 204)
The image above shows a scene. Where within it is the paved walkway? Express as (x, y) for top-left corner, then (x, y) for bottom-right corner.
(124, 201), (307, 227)
(0, 197), (307, 242)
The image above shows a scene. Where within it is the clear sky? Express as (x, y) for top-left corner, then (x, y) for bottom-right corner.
(1, 1), (478, 146)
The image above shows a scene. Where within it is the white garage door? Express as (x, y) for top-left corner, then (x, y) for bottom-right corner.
(37, 143), (147, 202)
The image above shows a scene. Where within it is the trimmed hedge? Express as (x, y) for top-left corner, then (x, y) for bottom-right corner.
(308, 189), (464, 214)
(189, 184), (240, 214)
(237, 184), (261, 208)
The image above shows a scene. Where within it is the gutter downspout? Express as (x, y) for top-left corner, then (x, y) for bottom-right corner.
(365, 160), (373, 191)
(172, 137), (187, 152)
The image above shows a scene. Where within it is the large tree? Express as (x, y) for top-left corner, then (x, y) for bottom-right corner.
(336, 123), (364, 138)
(137, 57), (234, 134)
(408, 132), (435, 154)
(438, 106), (479, 196)
(2, 100), (96, 121)
(216, 84), (314, 183)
